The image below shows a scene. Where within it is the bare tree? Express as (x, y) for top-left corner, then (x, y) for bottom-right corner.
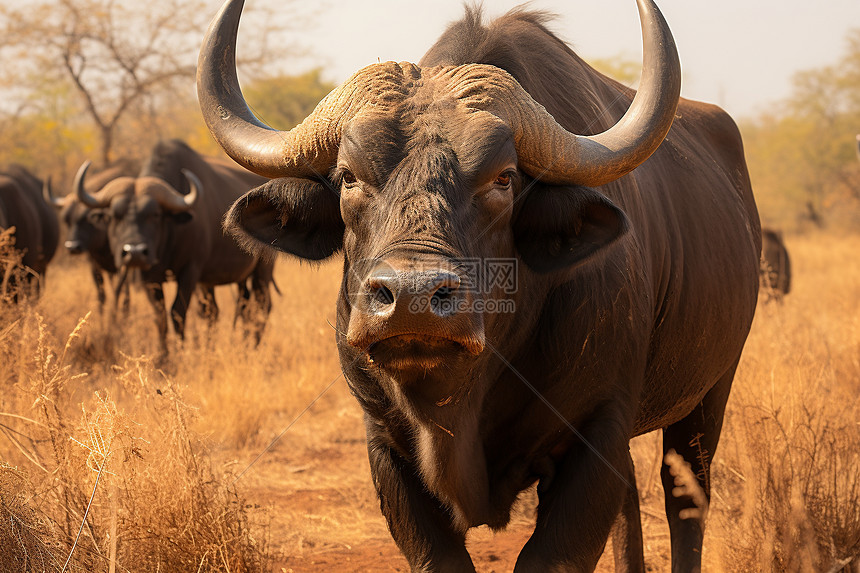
(0, 0), (307, 167)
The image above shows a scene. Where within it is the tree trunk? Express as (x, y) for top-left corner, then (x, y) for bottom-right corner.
(100, 126), (113, 168)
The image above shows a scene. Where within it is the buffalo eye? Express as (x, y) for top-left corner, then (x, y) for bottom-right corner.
(494, 172), (512, 187)
(341, 169), (358, 187)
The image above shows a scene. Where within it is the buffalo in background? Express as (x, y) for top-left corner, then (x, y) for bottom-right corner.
(760, 228), (791, 301)
(0, 165), (59, 301)
(74, 140), (275, 354)
(44, 160), (139, 312)
(199, 0), (761, 570)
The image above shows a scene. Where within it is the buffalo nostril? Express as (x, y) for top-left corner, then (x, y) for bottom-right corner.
(366, 270), (399, 308)
(431, 285), (455, 304)
(372, 284), (395, 306)
(434, 285), (455, 299)
(430, 282), (459, 315)
(123, 244), (148, 256)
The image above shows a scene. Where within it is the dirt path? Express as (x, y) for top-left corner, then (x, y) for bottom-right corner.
(235, 391), (669, 572)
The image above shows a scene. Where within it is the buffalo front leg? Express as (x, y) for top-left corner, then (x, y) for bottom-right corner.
(170, 267), (202, 341)
(197, 285), (219, 327)
(611, 448), (645, 573)
(233, 279), (252, 332)
(112, 265), (130, 316)
(91, 264), (106, 310)
(249, 263), (273, 345)
(515, 404), (635, 573)
(661, 360), (738, 573)
(119, 277), (131, 317)
(144, 282), (168, 356)
(366, 425), (475, 573)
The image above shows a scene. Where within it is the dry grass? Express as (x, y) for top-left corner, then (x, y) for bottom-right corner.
(1, 230), (859, 572)
(704, 232), (860, 573)
(0, 239), (286, 571)
(0, 462), (65, 572)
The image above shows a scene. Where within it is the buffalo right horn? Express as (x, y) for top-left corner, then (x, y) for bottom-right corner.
(141, 170), (201, 213)
(502, 0), (681, 186)
(74, 161), (109, 208)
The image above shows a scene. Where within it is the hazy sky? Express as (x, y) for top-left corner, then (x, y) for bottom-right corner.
(286, 0), (860, 119)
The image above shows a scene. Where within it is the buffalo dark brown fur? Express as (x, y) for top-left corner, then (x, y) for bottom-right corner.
(199, 1), (761, 571)
(0, 165), (59, 300)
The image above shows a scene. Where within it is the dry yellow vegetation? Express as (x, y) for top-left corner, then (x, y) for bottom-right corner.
(0, 230), (858, 572)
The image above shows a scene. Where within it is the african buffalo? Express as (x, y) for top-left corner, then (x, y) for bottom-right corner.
(74, 140), (275, 353)
(44, 161), (139, 312)
(0, 165), (59, 300)
(760, 228), (791, 301)
(198, 0), (761, 570)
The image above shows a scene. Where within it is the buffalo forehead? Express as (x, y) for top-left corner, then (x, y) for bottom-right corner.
(99, 177), (135, 201)
(340, 97), (514, 189)
(135, 176), (175, 198)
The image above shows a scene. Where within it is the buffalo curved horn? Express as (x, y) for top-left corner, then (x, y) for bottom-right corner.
(144, 170), (200, 213)
(198, 0), (403, 179)
(74, 161), (110, 208)
(179, 169), (201, 210)
(453, 0), (680, 186)
(198, 0), (679, 187)
(42, 176), (65, 208)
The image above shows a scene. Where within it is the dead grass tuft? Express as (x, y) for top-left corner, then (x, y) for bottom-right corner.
(0, 309), (271, 572)
(0, 462), (66, 572)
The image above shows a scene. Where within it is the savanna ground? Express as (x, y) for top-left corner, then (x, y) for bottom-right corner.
(1, 228), (859, 572)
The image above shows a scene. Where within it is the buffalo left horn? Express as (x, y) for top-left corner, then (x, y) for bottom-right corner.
(74, 161), (110, 208)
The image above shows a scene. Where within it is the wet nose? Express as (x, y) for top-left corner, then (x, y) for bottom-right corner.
(365, 267), (463, 318)
(122, 243), (149, 265)
(64, 240), (83, 254)
(348, 260), (485, 357)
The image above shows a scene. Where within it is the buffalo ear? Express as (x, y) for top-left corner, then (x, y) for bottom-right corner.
(226, 177), (344, 261)
(513, 183), (629, 273)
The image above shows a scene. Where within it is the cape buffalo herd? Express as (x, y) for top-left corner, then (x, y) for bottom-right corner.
(71, 139), (276, 353)
(198, 0), (761, 570)
(4, 138), (276, 352)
